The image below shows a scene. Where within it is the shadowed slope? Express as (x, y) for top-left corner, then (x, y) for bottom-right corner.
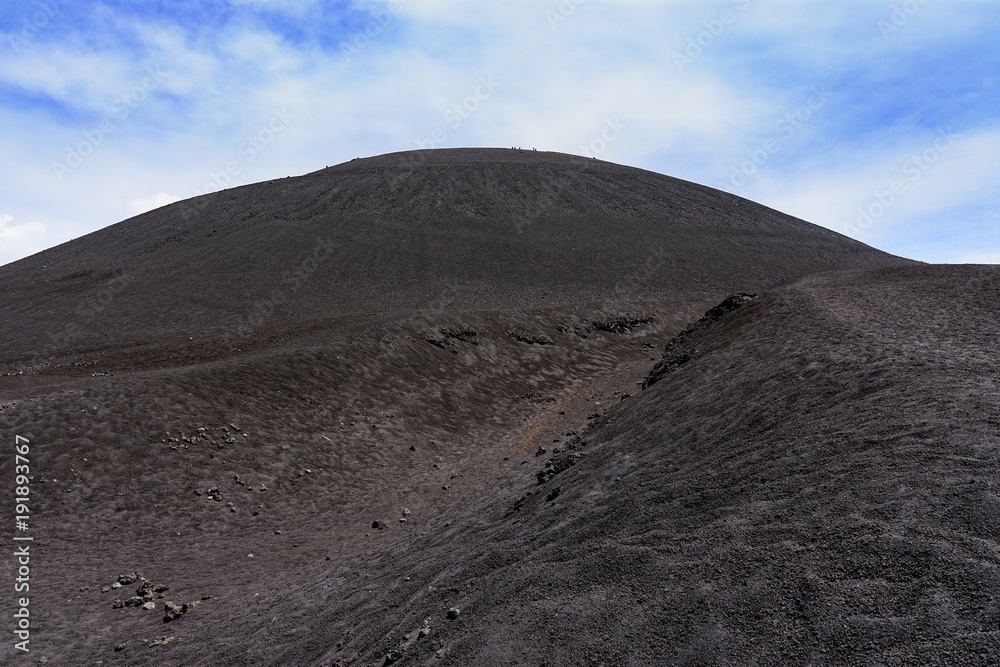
(243, 264), (999, 666)
(0, 148), (908, 366)
(0, 150), (950, 665)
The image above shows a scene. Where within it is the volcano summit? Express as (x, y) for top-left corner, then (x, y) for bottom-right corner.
(2, 149), (997, 665)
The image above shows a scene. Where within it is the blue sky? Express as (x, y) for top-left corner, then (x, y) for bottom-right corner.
(1, 0), (997, 266)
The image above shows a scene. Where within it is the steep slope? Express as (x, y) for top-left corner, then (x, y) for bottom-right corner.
(0, 150), (937, 665)
(266, 263), (996, 667)
(2, 265), (997, 665)
(0, 148), (907, 366)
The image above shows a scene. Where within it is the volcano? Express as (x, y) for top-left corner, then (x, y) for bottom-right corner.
(3, 149), (997, 665)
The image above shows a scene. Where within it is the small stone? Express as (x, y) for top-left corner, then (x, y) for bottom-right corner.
(141, 601), (156, 610)
(446, 607), (461, 620)
(112, 598), (124, 609)
(118, 571), (140, 585)
(114, 643), (126, 652)
(102, 586), (110, 593)
(163, 601), (184, 623)
(124, 596), (145, 607)
(111, 581), (121, 589)
(418, 626), (431, 638)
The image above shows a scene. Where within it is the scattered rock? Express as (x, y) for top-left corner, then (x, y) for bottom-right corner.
(118, 571), (140, 585)
(111, 581), (121, 589)
(507, 491), (533, 515)
(382, 649), (403, 665)
(546, 486), (562, 501)
(447, 607), (461, 620)
(372, 520), (384, 530)
(591, 314), (655, 334)
(506, 329), (554, 345)
(141, 601), (156, 610)
(102, 586), (110, 593)
(536, 453), (582, 485)
(163, 602), (187, 623)
(422, 327), (478, 349)
(124, 596), (145, 607)
(114, 643), (126, 652)
(112, 598), (124, 609)
(644, 293), (756, 389)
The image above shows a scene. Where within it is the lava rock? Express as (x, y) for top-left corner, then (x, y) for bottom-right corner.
(118, 571), (140, 585)
(163, 601), (184, 622)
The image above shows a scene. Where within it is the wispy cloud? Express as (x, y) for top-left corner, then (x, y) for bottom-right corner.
(0, 0), (997, 266)
(0, 213), (46, 265)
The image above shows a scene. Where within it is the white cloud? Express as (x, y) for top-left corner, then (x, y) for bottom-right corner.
(954, 251), (1000, 264)
(0, 0), (995, 267)
(126, 192), (184, 216)
(0, 214), (47, 266)
(747, 126), (1000, 244)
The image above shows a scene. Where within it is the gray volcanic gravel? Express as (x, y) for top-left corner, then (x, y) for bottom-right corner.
(3, 150), (995, 665)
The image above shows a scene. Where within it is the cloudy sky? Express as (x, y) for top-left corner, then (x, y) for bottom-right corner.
(1, 0), (997, 267)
